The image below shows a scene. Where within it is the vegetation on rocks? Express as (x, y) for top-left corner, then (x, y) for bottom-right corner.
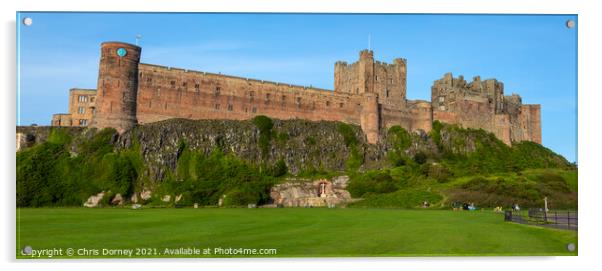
(16, 119), (576, 209)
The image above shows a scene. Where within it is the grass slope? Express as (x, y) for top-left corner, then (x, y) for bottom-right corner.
(17, 208), (576, 258)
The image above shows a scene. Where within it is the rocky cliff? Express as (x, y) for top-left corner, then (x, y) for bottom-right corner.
(17, 118), (574, 208)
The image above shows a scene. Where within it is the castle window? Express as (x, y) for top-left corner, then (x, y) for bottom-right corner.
(90, 97), (95, 103)
(326, 101), (330, 107)
(439, 105), (446, 111)
(252, 107), (257, 113)
(375, 76), (378, 81)
(249, 91), (255, 101)
(78, 107), (85, 114)
(170, 80), (176, 88)
(215, 104), (220, 110)
(296, 97), (301, 104)
(390, 78), (393, 84)
(79, 119), (88, 126)
(227, 104), (233, 111)
(439, 96), (444, 103)
(147, 77), (152, 83)
(339, 103), (344, 108)
(385, 89), (389, 97)
(78, 95), (88, 103)
(182, 82), (187, 87)
(194, 83), (200, 91)
(156, 88), (161, 97)
(215, 87), (221, 96)
(265, 93), (270, 101)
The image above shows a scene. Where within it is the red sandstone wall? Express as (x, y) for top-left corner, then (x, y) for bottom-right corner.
(519, 104), (542, 144)
(360, 93), (379, 144)
(135, 64), (363, 126)
(93, 42), (141, 133)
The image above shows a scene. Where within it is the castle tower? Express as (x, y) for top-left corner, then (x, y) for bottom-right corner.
(358, 49), (375, 94)
(361, 92), (380, 144)
(393, 58), (408, 102)
(91, 42), (141, 133)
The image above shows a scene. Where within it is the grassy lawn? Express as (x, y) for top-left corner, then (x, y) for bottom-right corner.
(16, 208), (577, 258)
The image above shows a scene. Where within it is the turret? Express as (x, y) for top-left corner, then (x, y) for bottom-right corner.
(361, 92), (380, 144)
(358, 49), (375, 95)
(91, 42), (141, 133)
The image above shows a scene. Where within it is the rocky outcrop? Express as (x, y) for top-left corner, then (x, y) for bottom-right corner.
(111, 193), (124, 205)
(83, 191), (105, 208)
(114, 118), (389, 181)
(269, 176), (354, 207)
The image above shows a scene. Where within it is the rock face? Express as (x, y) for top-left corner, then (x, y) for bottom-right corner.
(16, 119), (438, 186)
(269, 176), (354, 207)
(115, 118), (387, 181)
(83, 191), (105, 208)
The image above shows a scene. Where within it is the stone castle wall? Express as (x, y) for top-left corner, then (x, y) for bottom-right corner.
(431, 73), (541, 144)
(50, 41), (541, 146)
(135, 63), (363, 127)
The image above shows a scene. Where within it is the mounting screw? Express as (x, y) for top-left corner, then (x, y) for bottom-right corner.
(23, 17), (32, 26)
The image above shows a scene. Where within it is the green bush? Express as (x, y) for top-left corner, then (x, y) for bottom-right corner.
(413, 152), (427, 164)
(338, 123), (358, 147)
(17, 128), (142, 207)
(268, 159), (288, 177)
(253, 115), (274, 156)
(169, 147), (276, 206)
(349, 189), (443, 208)
(388, 125), (412, 150)
(347, 171), (398, 198)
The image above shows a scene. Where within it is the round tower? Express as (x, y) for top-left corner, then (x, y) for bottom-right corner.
(91, 42), (141, 133)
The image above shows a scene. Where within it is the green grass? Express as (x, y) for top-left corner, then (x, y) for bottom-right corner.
(17, 208), (577, 258)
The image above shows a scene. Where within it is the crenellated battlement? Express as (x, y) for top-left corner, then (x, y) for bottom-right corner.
(431, 72), (541, 144)
(52, 41), (541, 146)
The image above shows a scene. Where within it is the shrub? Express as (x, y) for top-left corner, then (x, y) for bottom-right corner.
(337, 123), (358, 147)
(269, 159), (288, 177)
(347, 171), (398, 198)
(253, 115), (274, 156)
(349, 189), (443, 208)
(413, 152), (427, 164)
(388, 125), (412, 150)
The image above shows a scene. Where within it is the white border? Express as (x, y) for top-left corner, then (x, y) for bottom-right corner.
(2, 1), (601, 271)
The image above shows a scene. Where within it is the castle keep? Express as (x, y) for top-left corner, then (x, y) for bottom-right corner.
(52, 41), (541, 145)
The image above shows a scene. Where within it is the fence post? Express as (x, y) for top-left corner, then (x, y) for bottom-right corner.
(504, 210), (512, 222)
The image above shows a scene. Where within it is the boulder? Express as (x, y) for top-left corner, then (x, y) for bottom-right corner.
(111, 193), (124, 205)
(83, 191), (105, 208)
(140, 189), (152, 200)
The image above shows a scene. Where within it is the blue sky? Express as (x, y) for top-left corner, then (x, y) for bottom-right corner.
(16, 13), (577, 162)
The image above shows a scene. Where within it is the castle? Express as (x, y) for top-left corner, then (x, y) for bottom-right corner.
(52, 41), (541, 145)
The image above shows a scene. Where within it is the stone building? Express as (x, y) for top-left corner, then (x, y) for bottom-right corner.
(431, 73), (541, 144)
(51, 88), (96, 127)
(51, 41), (541, 145)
